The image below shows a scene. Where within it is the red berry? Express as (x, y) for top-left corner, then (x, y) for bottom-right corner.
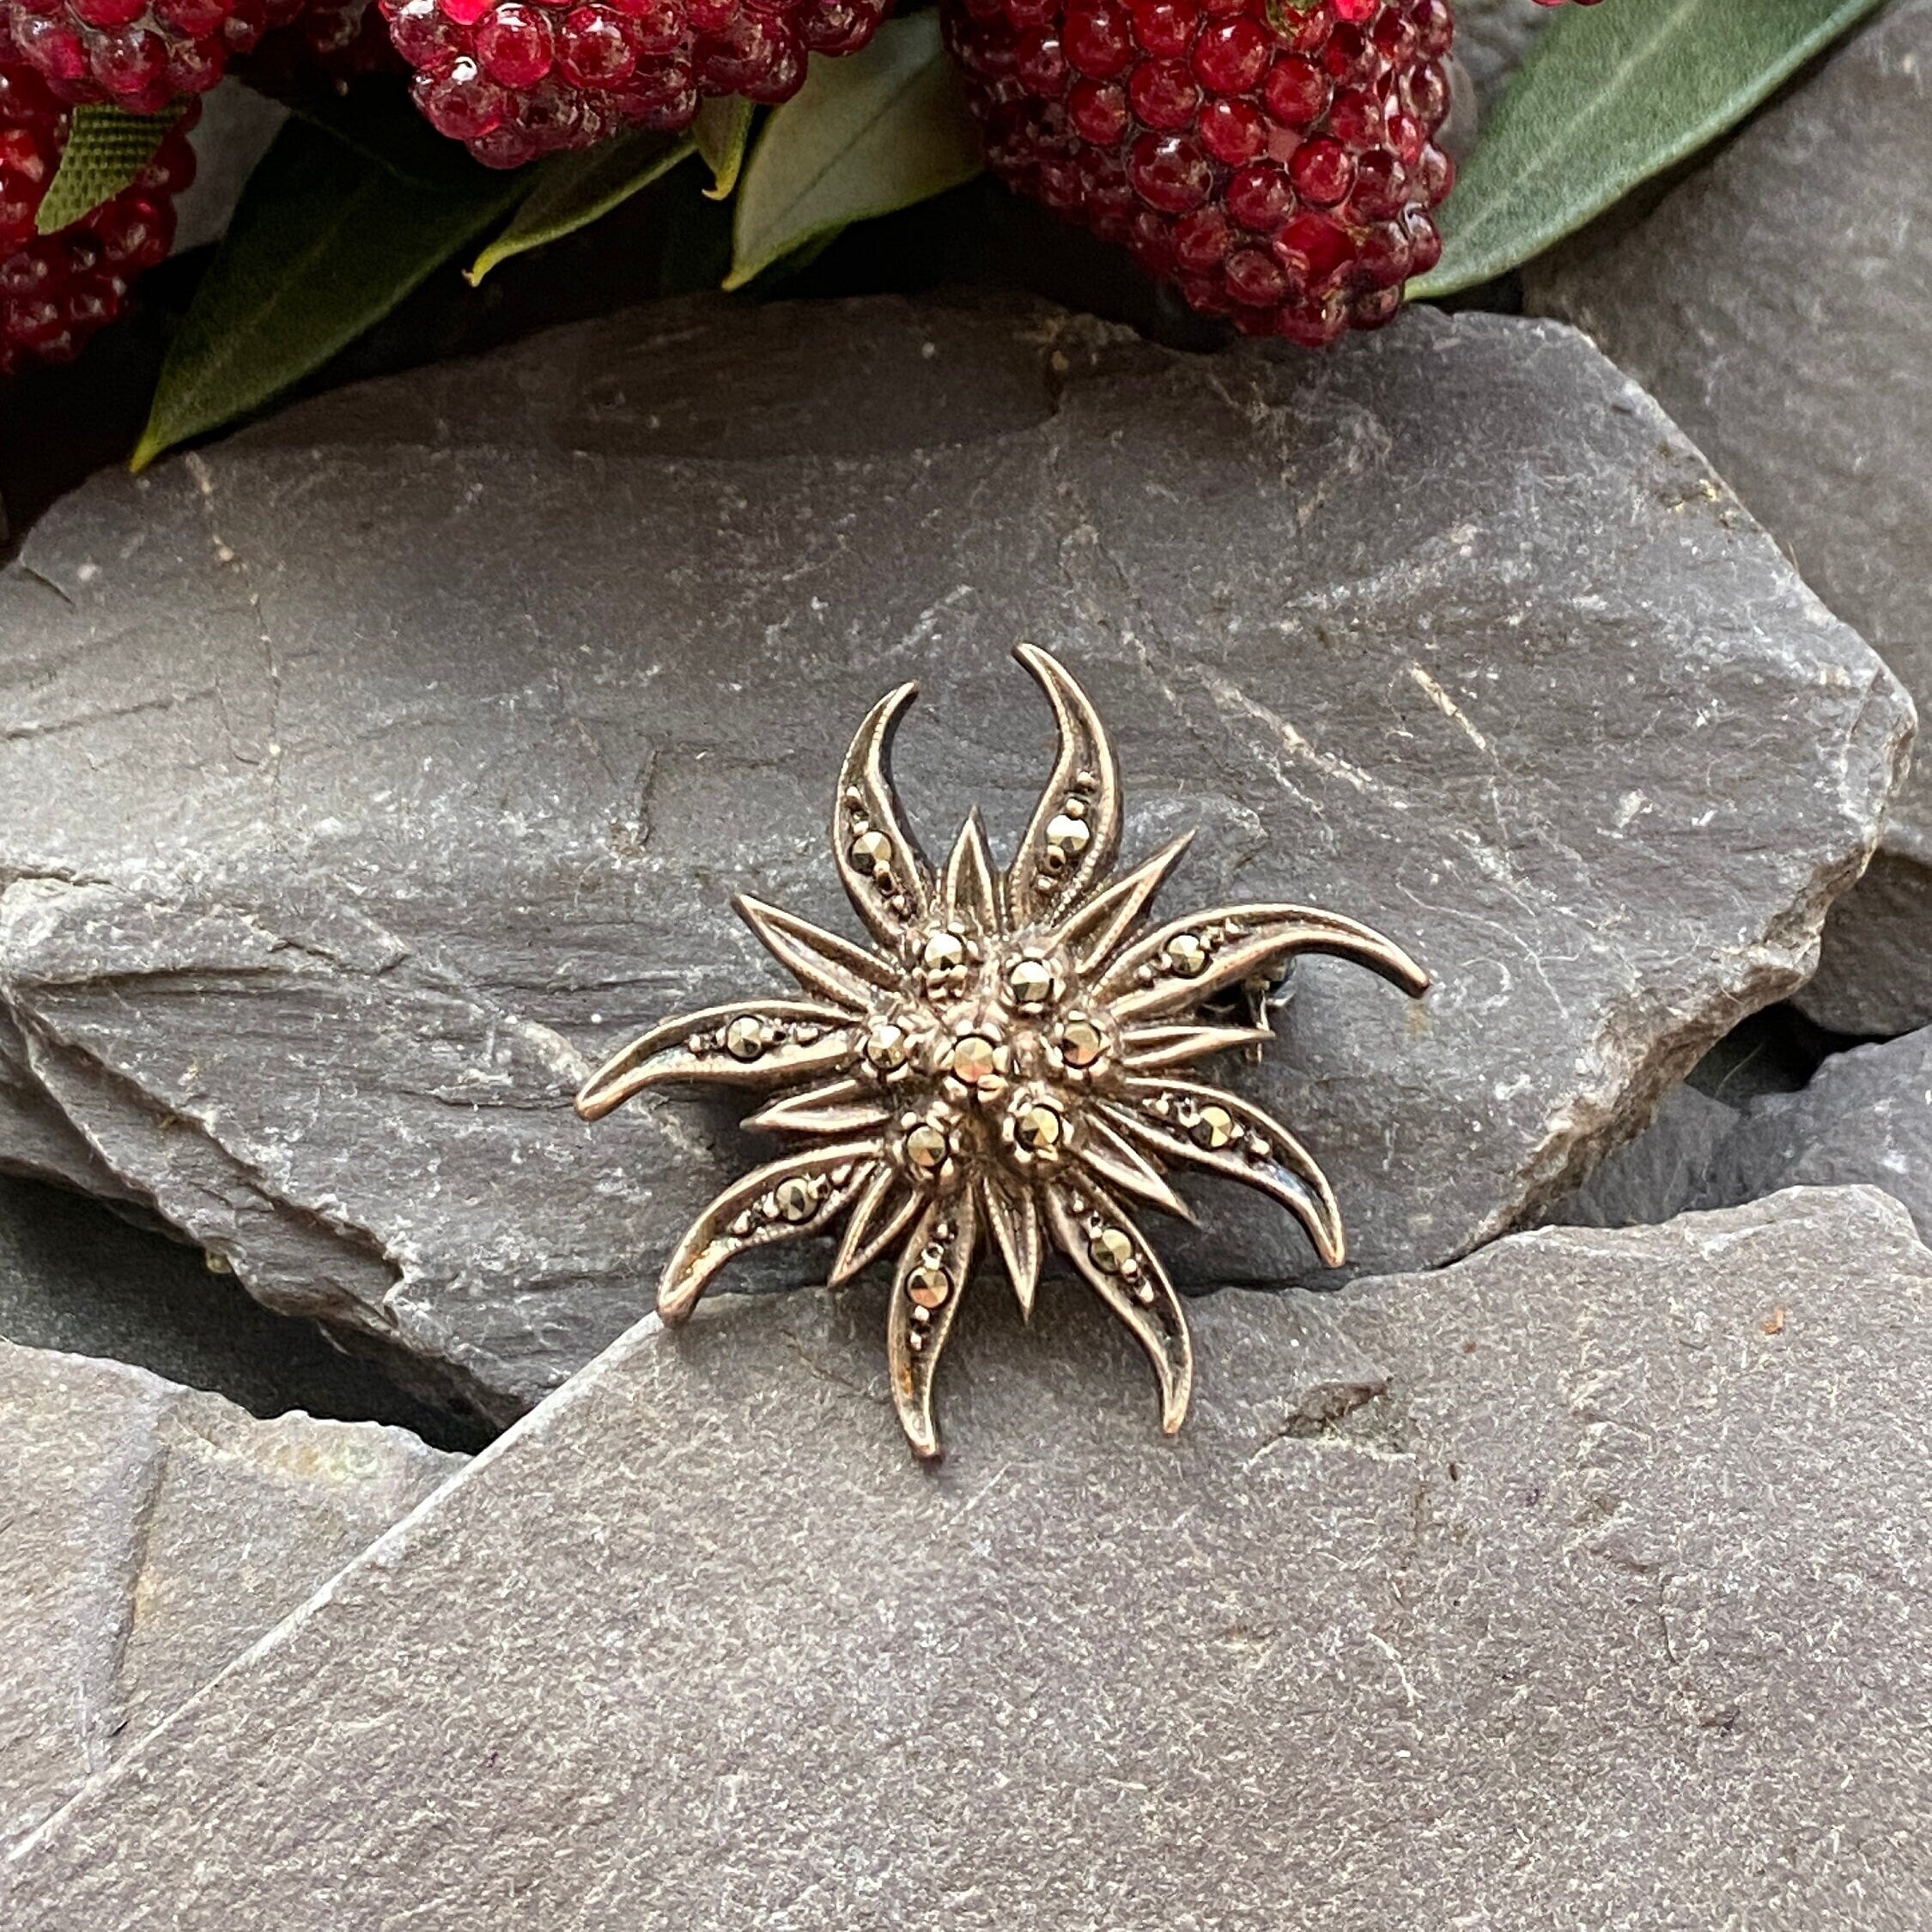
(1127, 129), (1207, 212)
(0, 0), (404, 101)
(0, 51), (195, 380)
(0, 0), (302, 102)
(381, 0), (884, 161)
(475, 0), (552, 84)
(1068, 75), (1127, 143)
(1012, 27), (1066, 94)
(1064, 0), (1131, 77)
(1127, 56), (1195, 130)
(1127, 0), (1189, 58)
(1197, 92), (1261, 165)
(945, 0), (1457, 343)
(1188, 13), (1261, 90)
(1288, 132), (1352, 205)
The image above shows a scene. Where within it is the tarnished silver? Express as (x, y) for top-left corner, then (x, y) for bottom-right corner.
(578, 646), (1431, 1459)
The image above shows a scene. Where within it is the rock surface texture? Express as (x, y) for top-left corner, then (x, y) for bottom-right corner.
(5, 1187), (1927, 1928)
(1698, 1028), (1932, 1245)
(0, 1174), (487, 1445)
(1544, 1080), (1736, 1230)
(1452, 0), (1552, 109)
(1528, 0), (1932, 1036)
(0, 296), (1907, 1419)
(0, 1340), (462, 1850)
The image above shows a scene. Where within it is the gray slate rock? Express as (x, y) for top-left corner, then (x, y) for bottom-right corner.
(171, 80), (288, 257)
(7, 1186), (1928, 1928)
(0, 296), (1906, 1421)
(0, 1339), (462, 1850)
(1543, 1080), (1737, 1229)
(1528, 0), (1932, 1036)
(1452, 0), (1553, 110)
(1699, 1028), (1932, 1243)
(0, 1173), (490, 1448)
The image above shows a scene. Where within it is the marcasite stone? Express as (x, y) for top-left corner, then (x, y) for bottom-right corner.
(905, 1263), (950, 1308)
(723, 1016), (767, 1061)
(1163, 932), (1209, 977)
(773, 1176), (816, 1222)
(1528, 0), (1932, 1036)
(849, 829), (894, 873)
(1006, 957), (1054, 1005)
(950, 1036), (1000, 1086)
(0, 295), (1905, 1420)
(0, 1338), (461, 1852)
(862, 1023), (908, 1072)
(5, 1188), (1927, 1927)
(922, 932), (969, 971)
(1057, 1018), (1103, 1067)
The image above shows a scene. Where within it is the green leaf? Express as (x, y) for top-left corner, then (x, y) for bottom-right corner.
(726, 11), (981, 291)
(754, 223), (848, 286)
(36, 102), (185, 235)
(1412, 0), (1889, 301)
(694, 95), (754, 199)
(468, 129), (695, 282)
(132, 120), (527, 470)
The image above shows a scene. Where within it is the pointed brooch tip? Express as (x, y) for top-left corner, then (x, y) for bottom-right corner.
(574, 647), (1430, 1459)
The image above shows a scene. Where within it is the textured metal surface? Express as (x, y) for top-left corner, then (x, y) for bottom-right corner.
(579, 647), (1429, 1455)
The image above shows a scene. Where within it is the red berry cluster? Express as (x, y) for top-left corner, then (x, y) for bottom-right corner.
(946, 0), (1455, 344)
(382, 0), (886, 167)
(0, 53), (192, 375)
(0, 0), (314, 109)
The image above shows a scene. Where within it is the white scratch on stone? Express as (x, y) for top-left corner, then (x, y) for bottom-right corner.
(1365, 1629), (1420, 1709)
(1406, 664), (1492, 754)
(957, 1460), (1013, 1518)
(1197, 669), (1386, 799)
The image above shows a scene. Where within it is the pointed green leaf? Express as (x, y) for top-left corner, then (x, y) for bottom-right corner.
(694, 94), (754, 198)
(36, 102), (186, 235)
(726, 12), (981, 291)
(1413, 0), (1889, 300)
(468, 129), (695, 282)
(755, 223), (847, 285)
(132, 119), (527, 470)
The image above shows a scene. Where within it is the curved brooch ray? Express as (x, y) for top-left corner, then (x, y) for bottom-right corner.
(577, 646), (1432, 1460)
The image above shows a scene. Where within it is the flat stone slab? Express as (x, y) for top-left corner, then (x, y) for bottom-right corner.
(1528, 0), (1932, 1036)
(1698, 1027), (1932, 1245)
(0, 1340), (462, 1850)
(0, 295), (1905, 1420)
(6, 1186), (1928, 1926)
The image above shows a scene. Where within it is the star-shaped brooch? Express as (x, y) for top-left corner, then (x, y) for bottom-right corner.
(578, 647), (1431, 1458)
